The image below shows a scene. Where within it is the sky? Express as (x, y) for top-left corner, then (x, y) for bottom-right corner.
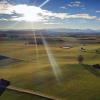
(0, 0), (100, 30)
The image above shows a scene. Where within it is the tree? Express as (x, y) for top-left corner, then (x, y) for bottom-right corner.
(77, 55), (84, 64)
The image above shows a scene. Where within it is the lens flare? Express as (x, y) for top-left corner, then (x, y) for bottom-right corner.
(40, 33), (62, 82)
(39, 0), (50, 8)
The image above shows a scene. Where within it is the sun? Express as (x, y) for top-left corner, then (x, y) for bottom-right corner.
(22, 12), (42, 22)
(13, 5), (43, 22)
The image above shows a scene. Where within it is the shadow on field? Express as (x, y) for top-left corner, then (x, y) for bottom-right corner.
(82, 64), (100, 77)
(0, 55), (24, 67)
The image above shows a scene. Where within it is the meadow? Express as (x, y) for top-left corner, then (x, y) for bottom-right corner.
(0, 36), (100, 100)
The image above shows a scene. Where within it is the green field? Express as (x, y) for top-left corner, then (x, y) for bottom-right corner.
(0, 38), (100, 100)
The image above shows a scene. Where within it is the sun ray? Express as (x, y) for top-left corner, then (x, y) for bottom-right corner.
(33, 31), (39, 63)
(40, 32), (62, 83)
(39, 0), (50, 8)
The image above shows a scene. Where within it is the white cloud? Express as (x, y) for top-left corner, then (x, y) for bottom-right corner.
(43, 12), (96, 20)
(11, 5), (45, 22)
(97, 18), (100, 21)
(43, 22), (63, 25)
(67, 14), (96, 19)
(96, 11), (100, 13)
(60, 6), (67, 9)
(60, 1), (85, 11)
(0, 18), (8, 21)
(0, 2), (13, 14)
(67, 1), (85, 7)
(0, 3), (47, 22)
(0, 2), (97, 22)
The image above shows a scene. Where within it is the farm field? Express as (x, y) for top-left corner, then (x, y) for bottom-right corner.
(0, 36), (100, 100)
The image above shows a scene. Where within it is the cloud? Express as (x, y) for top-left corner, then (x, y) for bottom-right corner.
(96, 11), (100, 13)
(42, 12), (96, 20)
(0, 13), (22, 20)
(60, 6), (67, 9)
(0, 1), (13, 14)
(66, 14), (96, 19)
(97, 18), (100, 21)
(60, 1), (85, 10)
(67, 1), (85, 8)
(43, 22), (64, 25)
(0, 2), (97, 22)
(0, 3), (46, 22)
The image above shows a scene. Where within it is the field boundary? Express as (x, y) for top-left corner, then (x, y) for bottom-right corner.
(7, 86), (58, 100)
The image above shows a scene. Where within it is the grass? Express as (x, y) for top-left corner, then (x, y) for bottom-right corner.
(0, 89), (49, 100)
(0, 40), (100, 100)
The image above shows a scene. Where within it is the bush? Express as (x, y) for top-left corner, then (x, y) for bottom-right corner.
(77, 55), (84, 64)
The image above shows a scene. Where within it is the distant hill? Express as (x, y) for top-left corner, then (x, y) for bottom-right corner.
(46, 28), (100, 34)
(0, 29), (100, 38)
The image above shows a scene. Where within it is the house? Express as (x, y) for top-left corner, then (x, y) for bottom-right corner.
(60, 43), (73, 49)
